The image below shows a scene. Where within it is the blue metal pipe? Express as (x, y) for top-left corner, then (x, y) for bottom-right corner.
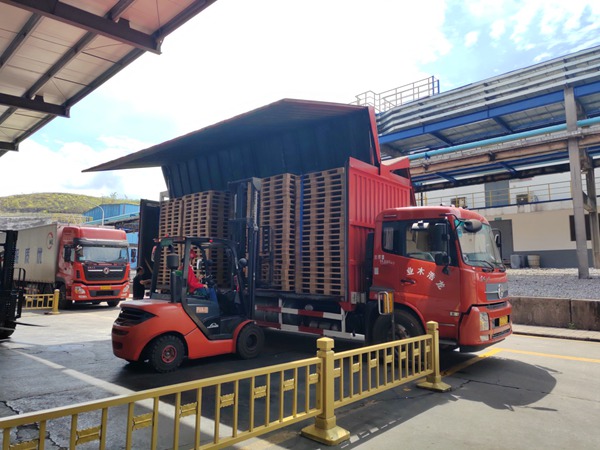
(408, 116), (600, 161)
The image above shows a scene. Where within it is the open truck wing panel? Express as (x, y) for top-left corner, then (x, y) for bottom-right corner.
(84, 99), (385, 198)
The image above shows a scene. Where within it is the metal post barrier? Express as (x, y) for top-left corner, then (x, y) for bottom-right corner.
(48, 289), (60, 315)
(301, 337), (350, 445)
(417, 321), (451, 392)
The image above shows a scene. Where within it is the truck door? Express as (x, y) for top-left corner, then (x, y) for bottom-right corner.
(377, 219), (461, 338)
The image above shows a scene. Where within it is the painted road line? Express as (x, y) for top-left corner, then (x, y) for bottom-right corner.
(499, 348), (600, 364)
(441, 348), (504, 377)
(442, 347), (600, 379)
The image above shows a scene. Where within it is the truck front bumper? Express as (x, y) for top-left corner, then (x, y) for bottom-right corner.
(459, 301), (512, 352)
(72, 282), (129, 301)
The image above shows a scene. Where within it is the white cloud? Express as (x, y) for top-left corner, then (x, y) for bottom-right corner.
(465, 31), (479, 47)
(1, 139), (166, 200)
(510, 0), (600, 50)
(490, 19), (506, 40)
(99, 0), (452, 135)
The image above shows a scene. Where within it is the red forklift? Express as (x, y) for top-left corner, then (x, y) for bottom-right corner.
(111, 234), (264, 372)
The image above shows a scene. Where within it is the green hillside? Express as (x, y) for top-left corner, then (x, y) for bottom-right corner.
(0, 193), (139, 215)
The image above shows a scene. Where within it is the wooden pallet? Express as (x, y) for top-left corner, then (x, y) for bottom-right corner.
(296, 167), (346, 296)
(157, 199), (184, 286)
(259, 173), (298, 290)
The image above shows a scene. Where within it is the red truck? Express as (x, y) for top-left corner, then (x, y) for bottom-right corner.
(15, 224), (130, 309)
(101, 99), (512, 372)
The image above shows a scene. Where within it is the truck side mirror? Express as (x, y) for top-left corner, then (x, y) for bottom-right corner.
(463, 219), (482, 233)
(63, 247), (72, 262)
(434, 252), (450, 266)
(493, 229), (502, 248)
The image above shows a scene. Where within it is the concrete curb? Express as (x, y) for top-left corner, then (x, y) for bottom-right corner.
(512, 324), (600, 343)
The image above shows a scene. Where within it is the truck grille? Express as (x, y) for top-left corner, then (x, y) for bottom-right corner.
(486, 301), (509, 311)
(90, 290), (119, 298)
(485, 282), (509, 301)
(84, 265), (126, 281)
(492, 328), (511, 339)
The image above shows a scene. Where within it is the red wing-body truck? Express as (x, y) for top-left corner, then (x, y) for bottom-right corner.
(15, 224), (130, 309)
(96, 99), (511, 371)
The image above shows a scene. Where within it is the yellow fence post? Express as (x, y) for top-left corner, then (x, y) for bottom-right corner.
(47, 289), (60, 315)
(417, 321), (451, 392)
(301, 337), (350, 445)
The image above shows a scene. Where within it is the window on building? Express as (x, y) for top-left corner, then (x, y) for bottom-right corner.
(450, 197), (467, 207)
(569, 214), (594, 241)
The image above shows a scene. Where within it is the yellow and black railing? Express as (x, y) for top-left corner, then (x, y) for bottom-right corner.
(23, 289), (60, 315)
(0, 322), (449, 449)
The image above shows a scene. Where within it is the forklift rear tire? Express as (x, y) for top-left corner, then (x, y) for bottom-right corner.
(148, 335), (185, 373)
(236, 323), (264, 359)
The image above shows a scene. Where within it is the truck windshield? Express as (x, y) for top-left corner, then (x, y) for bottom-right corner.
(78, 246), (129, 263)
(456, 222), (502, 269)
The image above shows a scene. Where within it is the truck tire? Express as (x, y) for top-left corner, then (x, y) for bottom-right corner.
(236, 323), (264, 359)
(107, 300), (120, 307)
(57, 284), (72, 310)
(371, 309), (425, 343)
(148, 335), (185, 373)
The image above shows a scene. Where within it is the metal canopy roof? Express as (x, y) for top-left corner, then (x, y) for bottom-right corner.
(377, 45), (600, 191)
(0, 0), (218, 158)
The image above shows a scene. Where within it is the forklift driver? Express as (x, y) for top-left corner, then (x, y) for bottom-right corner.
(185, 250), (218, 303)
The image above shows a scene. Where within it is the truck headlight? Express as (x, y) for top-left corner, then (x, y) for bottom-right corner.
(480, 312), (490, 331)
(123, 284), (130, 294)
(74, 286), (85, 295)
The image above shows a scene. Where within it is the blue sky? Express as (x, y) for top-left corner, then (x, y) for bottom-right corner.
(3, 0), (600, 200)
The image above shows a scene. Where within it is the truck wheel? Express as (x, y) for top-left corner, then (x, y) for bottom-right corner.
(371, 309), (424, 343)
(57, 285), (72, 310)
(107, 300), (120, 307)
(236, 323), (264, 359)
(148, 335), (185, 373)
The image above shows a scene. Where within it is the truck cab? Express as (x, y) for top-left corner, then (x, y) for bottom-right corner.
(371, 206), (511, 351)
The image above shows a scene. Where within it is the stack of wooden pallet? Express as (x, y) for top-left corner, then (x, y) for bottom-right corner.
(157, 192), (231, 287)
(157, 198), (184, 286)
(181, 191), (230, 239)
(259, 173), (298, 290)
(297, 168), (346, 296)
(181, 191), (231, 285)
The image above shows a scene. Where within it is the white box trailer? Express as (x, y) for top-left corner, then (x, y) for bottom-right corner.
(14, 223), (60, 284)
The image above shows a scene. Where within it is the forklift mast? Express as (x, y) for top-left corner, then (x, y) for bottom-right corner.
(1, 230), (25, 337)
(229, 178), (261, 318)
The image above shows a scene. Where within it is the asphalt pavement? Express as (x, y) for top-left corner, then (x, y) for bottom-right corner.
(2, 309), (599, 450)
(242, 325), (600, 450)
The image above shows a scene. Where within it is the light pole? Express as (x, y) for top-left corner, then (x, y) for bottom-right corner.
(98, 205), (105, 226)
(82, 198), (105, 225)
